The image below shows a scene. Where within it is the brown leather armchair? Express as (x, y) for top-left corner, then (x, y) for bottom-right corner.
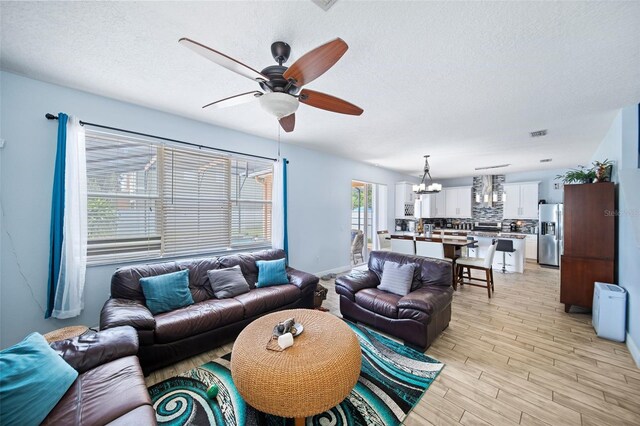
(100, 249), (318, 374)
(44, 326), (156, 425)
(336, 251), (453, 351)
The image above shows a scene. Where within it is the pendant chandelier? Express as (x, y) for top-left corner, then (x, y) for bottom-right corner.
(412, 155), (442, 194)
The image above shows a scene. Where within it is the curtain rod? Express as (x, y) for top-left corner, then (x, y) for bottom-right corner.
(45, 113), (286, 163)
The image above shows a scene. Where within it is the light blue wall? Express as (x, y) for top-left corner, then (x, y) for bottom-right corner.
(589, 105), (640, 365)
(0, 71), (415, 347)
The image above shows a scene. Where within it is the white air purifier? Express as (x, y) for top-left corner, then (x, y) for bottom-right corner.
(592, 282), (627, 342)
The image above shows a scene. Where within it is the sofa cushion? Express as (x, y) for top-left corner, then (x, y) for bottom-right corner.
(234, 285), (300, 318)
(398, 286), (453, 319)
(355, 288), (402, 319)
(256, 258), (289, 287)
(378, 261), (414, 296)
(0, 333), (78, 426)
(42, 356), (151, 425)
(154, 298), (245, 344)
(207, 265), (250, 298)
(219, 249), (286, 288)
(140, 270), (194, 315)
(368, 250), (452, 291)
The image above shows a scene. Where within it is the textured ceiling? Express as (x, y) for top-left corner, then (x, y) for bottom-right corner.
(1, 1), (639, 178)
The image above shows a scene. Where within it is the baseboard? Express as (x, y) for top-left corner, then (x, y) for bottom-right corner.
(313, 264), (352, 277)
(627, 332), (640, 368)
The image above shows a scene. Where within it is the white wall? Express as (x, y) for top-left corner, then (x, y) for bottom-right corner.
(589, 105), (640, 366)
(0, 71), (415, 347)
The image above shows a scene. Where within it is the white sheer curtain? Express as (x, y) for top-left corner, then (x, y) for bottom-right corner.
(52, 116), (87, 319)
(271, 159), (284, 250)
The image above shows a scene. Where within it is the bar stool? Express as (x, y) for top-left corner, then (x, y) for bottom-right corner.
(455, 240), (497, 298)
(496, 239), (516, 273)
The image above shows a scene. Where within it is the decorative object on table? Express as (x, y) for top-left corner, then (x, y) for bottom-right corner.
(314, 282), (328, 308)
(412, 155), (442, 194)
(555, 159), (613, 184)
(272, 317), (296, 337)
(277, 332), (294, 350)
(43, 325), (89, 343)
(148, 322), (444, 426)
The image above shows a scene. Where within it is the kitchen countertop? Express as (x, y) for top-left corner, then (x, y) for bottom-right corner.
(466, 231), (529, 239)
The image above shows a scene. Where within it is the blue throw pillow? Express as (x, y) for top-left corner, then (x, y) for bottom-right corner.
(0, 332), (78, 425)
(256, 258), (289, 287)
(140, 269), (194, 314)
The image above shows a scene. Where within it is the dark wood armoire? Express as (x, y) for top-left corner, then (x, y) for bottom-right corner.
(560, 182), (616, 312)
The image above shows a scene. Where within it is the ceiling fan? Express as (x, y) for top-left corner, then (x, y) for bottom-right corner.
(178, 37), (363, 132)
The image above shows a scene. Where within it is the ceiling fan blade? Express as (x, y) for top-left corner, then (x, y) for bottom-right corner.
(283, 38), (348, 86)
(202, 91), (262, 109)
(299, 89), (363, 116)
(279, 114), (295, 132)
(179, 37), (268, 82)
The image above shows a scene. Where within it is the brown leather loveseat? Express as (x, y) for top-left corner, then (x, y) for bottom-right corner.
(44, 326), (156, 425)
(100, 249), (318, 374)
(336, 250), (453, 351)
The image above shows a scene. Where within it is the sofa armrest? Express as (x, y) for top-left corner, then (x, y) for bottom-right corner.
(398, 286), (453, 316)
(335, 270), (379, 301)
(100, 298), (156, 331)
(50, 326), (139, 374)
(287, 268), (319, 292)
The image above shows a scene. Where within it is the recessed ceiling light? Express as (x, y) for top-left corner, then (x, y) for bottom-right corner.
(540, 158), (553, 163)
(474, 164), (511, 171)
(530, 129), (548, 137)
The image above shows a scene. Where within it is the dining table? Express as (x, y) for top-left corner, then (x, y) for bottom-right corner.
(389, 235), (478, 290)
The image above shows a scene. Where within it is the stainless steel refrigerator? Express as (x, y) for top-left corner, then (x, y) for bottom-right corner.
(538, 203), (563, 267)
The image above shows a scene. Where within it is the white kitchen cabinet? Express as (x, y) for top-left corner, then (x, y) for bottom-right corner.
(444, 187), (472, 218)
(433, 191), (446, 218)
(525, 234), (538, 261)
(395, 182), (416, 218)
(503, 182), (539, 220)
(414, 194), (436, 218)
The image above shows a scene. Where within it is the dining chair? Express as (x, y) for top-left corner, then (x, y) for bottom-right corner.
(415, 240), (446, 259)
(351, 230), (364, 264)
(455, 239), (498, 298)
(390, 237), (415, 255)
(377, 230), (391, 251)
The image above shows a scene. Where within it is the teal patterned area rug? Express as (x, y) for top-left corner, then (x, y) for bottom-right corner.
(148, 322), (444, 425)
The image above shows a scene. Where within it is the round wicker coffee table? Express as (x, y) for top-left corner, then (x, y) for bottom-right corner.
(231, 309), (361, 426)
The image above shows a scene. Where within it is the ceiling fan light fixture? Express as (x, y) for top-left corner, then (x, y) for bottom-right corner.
(259, 92), (299, 119)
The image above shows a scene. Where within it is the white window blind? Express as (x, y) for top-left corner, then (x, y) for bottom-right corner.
(85, 129), (273, 264)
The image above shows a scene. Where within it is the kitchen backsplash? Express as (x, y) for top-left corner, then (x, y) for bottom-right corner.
(473, 175), (505, 221)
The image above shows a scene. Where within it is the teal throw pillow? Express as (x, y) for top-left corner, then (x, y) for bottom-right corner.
(140, 269), (194, 314)
(256, 258), (289, 287)
(0, 332), (78, 425)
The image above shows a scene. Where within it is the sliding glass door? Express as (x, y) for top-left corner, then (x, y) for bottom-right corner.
(351, 181), (387, 266)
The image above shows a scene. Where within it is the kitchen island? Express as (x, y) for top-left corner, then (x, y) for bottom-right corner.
(467, 232), (527, 273)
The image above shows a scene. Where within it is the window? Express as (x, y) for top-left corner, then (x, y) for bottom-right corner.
(85, 130), (273, 264)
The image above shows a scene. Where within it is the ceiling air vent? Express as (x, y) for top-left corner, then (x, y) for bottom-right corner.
(311, 0), (339, 11)
(530, 129), (548, 137)
(540, 158), (553, 163)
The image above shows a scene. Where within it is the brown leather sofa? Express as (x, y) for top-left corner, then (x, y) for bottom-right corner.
(100, 249), (318, 374)
(44, 326), (156, 425)
(336, 251), (453, 351)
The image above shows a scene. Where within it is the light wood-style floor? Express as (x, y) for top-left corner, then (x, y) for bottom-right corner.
(146, 263), (640, 425)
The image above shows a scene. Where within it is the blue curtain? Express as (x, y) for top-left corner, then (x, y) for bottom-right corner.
(283, 158), (289, 263)
(46, 113), (68, 319)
